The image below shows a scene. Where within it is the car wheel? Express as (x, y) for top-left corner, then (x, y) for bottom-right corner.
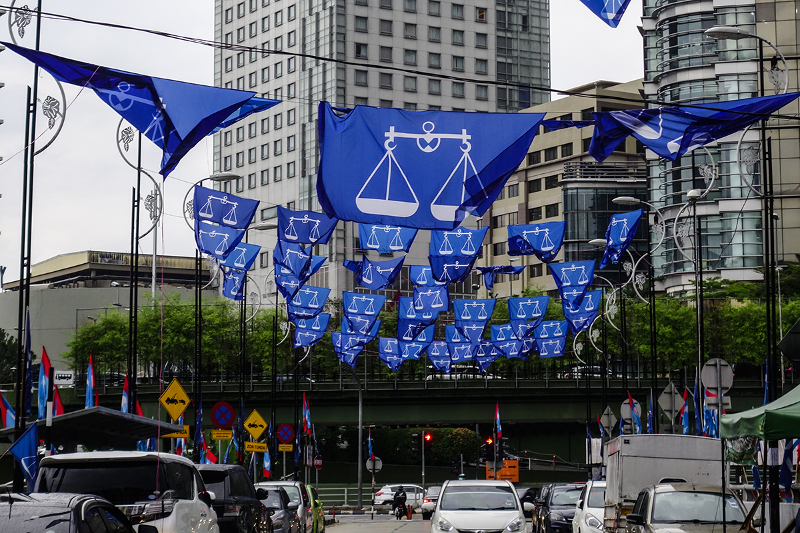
(422, 512), (431, 520)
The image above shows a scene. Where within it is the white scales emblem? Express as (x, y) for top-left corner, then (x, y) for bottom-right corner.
(347, 295), (377, 315)
(559, 264), (590, 286)
(521, 226), (555, 252)
(367, 225), (409, 251)
(539, 339), (563, 357)
(284, 214), (324, 241)
(357, 122), (486, 221)
(514, 299), (543, 319)
(414, 289), (445, 310)
(437, 228), (478, 255)
(459, 301), (489, 320)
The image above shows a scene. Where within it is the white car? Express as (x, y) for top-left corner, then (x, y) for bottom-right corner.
(34, 451), (219, 533)
(373, 484), (425, 508)
(256, 481), (312, 533)
(572, 480), (605, 533)
(430, 479), (532, 533)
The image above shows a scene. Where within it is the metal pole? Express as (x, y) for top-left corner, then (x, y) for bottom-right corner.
(131, 133), (142, 410)
(648, 209), (658, 432)
(422, 431), (426, 489)
(778, 268), (784, 393)
(354, 367), (363, 509)
(127, 187), (136, 412)
(693, 199), (703, 382)
(45, 367), (54, 454)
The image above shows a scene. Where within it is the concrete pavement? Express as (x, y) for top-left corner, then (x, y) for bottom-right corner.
(326, 514), (430, 532)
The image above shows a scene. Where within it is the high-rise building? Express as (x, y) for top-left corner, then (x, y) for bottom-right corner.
(212, 0), (550, 297)
(642, 0), (800, 293)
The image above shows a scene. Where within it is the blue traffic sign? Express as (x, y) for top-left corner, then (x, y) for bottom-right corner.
(211, 402), (235, 430)
(277, 423), (295, 444)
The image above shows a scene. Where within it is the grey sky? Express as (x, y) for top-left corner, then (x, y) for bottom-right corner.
(0, 1), (643, 282)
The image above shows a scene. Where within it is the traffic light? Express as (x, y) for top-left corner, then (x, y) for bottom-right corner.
(423, 432), (433, 453)
(411, 433), (420, 454)
(482, 437), (493, 461)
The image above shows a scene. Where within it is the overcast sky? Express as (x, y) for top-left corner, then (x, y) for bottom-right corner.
(0, 0), (643, 282)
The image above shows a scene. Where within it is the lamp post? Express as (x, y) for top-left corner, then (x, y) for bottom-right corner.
(508, 257), (519, 297)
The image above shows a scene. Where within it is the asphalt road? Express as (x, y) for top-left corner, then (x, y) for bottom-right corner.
(328, 514), (430, 532)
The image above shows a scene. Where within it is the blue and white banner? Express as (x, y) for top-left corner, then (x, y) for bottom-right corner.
(344, 255), (405, 290)
(476, 265), (524, 292)
(194, 186), (259, 229)
(430, 227), (487, 257)
(578, 0), (631, 28)
(549, 260), (595, 310)
(534, 320), (568, 339)
(294, 327), (326, 348)
(378, 338), (405, 371)
(475, 342), (502, 372)
(445, 325), (466, 343)
(220, 242), (261, 271)
(287, 286), (330, 320)
(600, 209), (642, 269)
(332, 332), (371, 352)
(399, 296), (439, 326)
(274, 255), (327, 300)
(342, 317), (382, 340)
(409, 265), (445, 287)
(294, 313), (331, 333)
(563, 290), (602, 334)
(334, 345), (363, 368)
(277, 206), (338, 244)
(491, 324), (516, 342)
(413, 285), (450, 313)
(589, 93), (800, 162)
(535, 336), (566, 358)
(273, 241), (312, 278)
(494, 339), (525, 359)
(222, 267), (246, 300)
(427, 342), (452, 374)
(195, 221), (246, 260)
(411, 324), (435, 345)
(508, 296), (549, 321)
(317, 102), (546, 229)
(458, 321), (488, 345)
(534, 320), (568, 358)
(507, 222), (565, 263)
(448, 342), (474, 363)
(358, 224), (418, 253)
(454, 299), (496, 322)
(541, 120), (595, 131)
(428, 255), (477, 284)
(397, 320), (425, 342)
(343, 292), (386, 317)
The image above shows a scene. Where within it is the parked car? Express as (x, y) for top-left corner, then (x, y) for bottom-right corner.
(34, 450), (220, 533)
(260, 486), (301, 533)
(0, 492), (142, 533)
(373, 484), (425, 508)
(534, 484), (554, 533)
(516, 486), (539, 519)
(430, 479), (532, 533)
(572, 481), (605, 533)
(626, 483), (748, 533)
(256, 481), (312, 533)
(306, 485), (325, 533)
(197, 464), (272, 533)
(538, 483), (585, 533)
(421, 485), (442, 520)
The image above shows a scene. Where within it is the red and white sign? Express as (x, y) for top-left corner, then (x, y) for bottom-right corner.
(314, 457), (322, 470)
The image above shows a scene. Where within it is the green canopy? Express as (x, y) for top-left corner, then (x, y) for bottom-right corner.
(720, 384), (800, 440)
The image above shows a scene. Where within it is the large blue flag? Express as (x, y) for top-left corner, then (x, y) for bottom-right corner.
(600, 210), (642, 269)
(195, 221), (246, 261)
(428, 254), (478, 283)
(413, 285), (450, 314)
(409, 265), (444, 287)
(378, 338), (405, 371)
(508, 296), (549, 339)
(287, 286), (330, 320)
(475, 342), (502, 372)
(454, 299), (496, 322)
(534, 320), (568, 358)
(294, 314), (330, 348)
(578, 0), (632, 28)
(317, 102), (545, 229)
(222, 267), (246, 301)
(430, 227), (487, 257)
(490, 324), (516, 342)
(342, 319), (381, 342)
(275, 256), (327, 300)
(193, 186), (259, 230)
(358, 224), (418, 253)
(273, 241), (312, 279)
(9, 422), (38, 488)
(344, 255), (405, 291)
(590, 93), (800, 162)
(427, 342), (452, 374)
(507, 222), (566, 263)
(343, 292), (386, 334)
(294, 313), (331, 333)
(2, 42), (279, 178)
(220, 242), (261, 271)
(476, 265), (525, 292)
(563, 290), (602, 334)
(278, 206), (338, 245)
(550, 260), (595, 310)
(448, 342), (474, 363)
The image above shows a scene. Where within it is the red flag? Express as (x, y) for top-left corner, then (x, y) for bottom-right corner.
(53, 385), (65, 416)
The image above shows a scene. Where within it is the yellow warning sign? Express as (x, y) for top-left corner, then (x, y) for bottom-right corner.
(164, 425), (190, 439)
(159, 379), (190, 422)
(244, 409), (267, 440)
(212, 430), (233, 441)
(246, 442), (267, 452)
(278, 443), (294, 452)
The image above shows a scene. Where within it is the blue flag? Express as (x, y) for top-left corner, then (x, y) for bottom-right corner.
(222, 267), (247, 300)
(344, 255), (405, 291)
(317, 102), (546, 229)
(681, 388), (690, 435)
(193, 186), (259, 230)
(220, 242), (261, 271)
(600, 210), (642, 269)
(343, 292), (386, 334)
(534, 320), (568, 359)
(647, 391), (655, 434)
(550, 260), (595, 310)
(409, 265), (443, 287)
(476, 265), (524, 292)
(9, 422), (38, 488)
(752, 465), (762, 490)
(294, 323), (328, 348)
(333, 336), (364, 367)
(578, 0), (632, 28)
(430, 227), (487, 257)
(427, 342), (451, 373)
(507, 222), (566, 263)
(494, 339), (526, 359)
(475, 342), (502, 372)
(563, 290), (602, 335)
(2, 42), (279, 178)
(628, 392), (642, 434)
(779, 439), (799, 488)
(413, 285), (450, 314)
(693, 377), (703, 435)
(359, 224), (418, 253)
(509, 296), (549, 339)
(275, 256), (327, 300)
(195, 221), (246, 261)
(294, 313), (331, 333)
(542, 120), (595, 131)
(287, 286), (331, 320)
(428, 254), (478, 284)
(490, 324), (515, 342)
(411, 325), (435, 345)
(378, 338), (405, 371)
(273, 241), (312, 279)
(454, 299), (496, 322)
(448, 342), (474, 363)
(342, 318), (381, 342)
(589, 93), (800, 162)
(277, 206), (338, 244)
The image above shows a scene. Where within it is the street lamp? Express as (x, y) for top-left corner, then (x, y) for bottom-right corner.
(705, 27), (788, 95)
(508, 257), (519, 297)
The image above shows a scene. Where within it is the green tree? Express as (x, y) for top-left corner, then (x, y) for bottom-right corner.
(0, 327), (19, 384)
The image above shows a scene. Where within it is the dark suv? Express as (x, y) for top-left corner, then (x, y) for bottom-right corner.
(197, 464), (271, 533)
(538, 483), (585, 533)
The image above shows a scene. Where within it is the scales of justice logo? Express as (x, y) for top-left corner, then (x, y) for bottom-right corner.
(356, 121), (486, 221)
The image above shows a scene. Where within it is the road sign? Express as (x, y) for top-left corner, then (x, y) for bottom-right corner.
(53, 370), (74, 386)
(278, 443), (294, 452)
(314, 457), (323, 470)
(164, 425), (189, 439)
(366, 457), (383, 472)
(658, 382), (683, 421)
(701, 358), (733, 396)
(244, 410), (267, 440)
(705, 396), (732, 410)
(277, 423), (295, 444)
(212, 430), (233, 441)
(246, 442), (267, 452)
(159, 379), (190, 422)
(210, 402), (235, 430)
(779, 319), (800, 363)
(600, 406), (617, 431)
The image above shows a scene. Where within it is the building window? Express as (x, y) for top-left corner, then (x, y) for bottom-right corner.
(508, 212), (518, 225)
(582, 138), (592, 153)
(475, 58), (488, 75)
(476, 6), (486, 21)
(545, 175), (559, 189)
(379, 73), (393, 89)
(287, 135), (296, 152)
(287, 83), (295, 99)
(428, 27), (441, 43)
(286, 201), (296, 210)
(404, 23), (417, 38)
(287, 57), (296, 73)
(288, 4), (296, 20)
(274, 36), (282, 51)
(224, 57), (233, 72)
(248, 147), (257, 163)
(287, 109), (296, 125)
(288, 31), (296, 47)
(492, 242), (506, 256)
(380, 46), (393, 62)
(527, 179), (541, 194)
(261, 144), (270, 159)
(508, 183), (519, 198)
(237, 27), (245, 42)
(261, 42), (269, 56)
(223, 155), (232, 171)
(274, 140), (282, 156)
(261, 169), (269, 185)
(249, 21), (258, 37)
(274, 165), (283, 181)
(428, 78), (441, 95)
(237, 52), (245, 67)
(451, 3), (464, 18)
(404, 50), (417, 65)
(225, 8), (233, 23)
(261, 118), (269, 134)
(274, 87), (281, 100)
(528, 206), (542, 221)
(249, 49), (258, 63)
(404, 76), (417, 92)
(275, 10), (283, 25)
(452, 29), (464, 46)
(428, 53), (441, 68)
(355, 0), (367, 5)
(355, 70), (368, 86)
(248, 173), (257, 189)
(544, 146), (558, 161)
(428, 0), (440, 15)
(355, 16), (368, 32)
(236, 126), (244, 142)
(287, 161), (296, 178)
(261, 207), (277, 220)
(561, 143), (573, 157)
(545, 203), (559, 218)
(404, 0), (417, 11)
(262, 15), (270, 31)
(249, 72), (257, 88)
(404, 102), (417, 111)
(380, 0), (392, 8)
(355, 97), (368, 106)
(224, 32), (232, 46)
(476, 32), (487, 48)
(429, 105), (441, 110)
(377, 19), (392, 35)
(355, 43), (368, 59)
(224, 131), (232, 146)
(379, 99), (392, 108)
(236, 177), (244, 192)
(237, 2), (245, 17)
(476, 85), (488, 100)
(274, 62), (283, 78)
(452, 56), (464, 72)
(529, 264), (542, 277)
(496, 187), (505, 201)
(527, 151), (540, 166)
(491, 214), (505, 229)
(260, 252), (269, 268)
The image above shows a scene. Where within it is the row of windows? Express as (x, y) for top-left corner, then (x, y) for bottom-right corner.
(223, 163), (298, 195)
(355, 76), (489, 100)
(222, 110), (296, 146)
(353, 44), (486, 73)
(526, 143), (573, 165)
(354, 19), (488, 47)
(352, 98), (473, 112)
(354, 0), (487, 22)
(223, 40), (298, 75)
(225, 5), (297, 33)
(490, 211), (519, 229)
(221, 137), (297, 170)
(224, 0), (260, 22)
(527, 203), (559, 222)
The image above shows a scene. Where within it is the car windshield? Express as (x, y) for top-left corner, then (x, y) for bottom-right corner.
(551, 488), (582, 506)
(199, 471), (227, 499)
(427, 487), (441, 497)
(282, 486), (302, 503)
(261, 490), (284, 509)
(587, 487), (605, 508)
(651, 492), (746, 524)
(440, 485), (518, 511)
(37, 460), (194, 504)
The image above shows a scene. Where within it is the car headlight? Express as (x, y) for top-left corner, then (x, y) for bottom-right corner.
(550, 512), (567, 522)
(435, 516), (455, 532)
(506, 517), (524, 532)
(586, 513), (602, 529)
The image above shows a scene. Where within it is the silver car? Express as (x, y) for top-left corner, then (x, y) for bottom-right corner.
(572, 481), (605, 533)
(256, 481), (311, 533)
(430, 479), (532, 533)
